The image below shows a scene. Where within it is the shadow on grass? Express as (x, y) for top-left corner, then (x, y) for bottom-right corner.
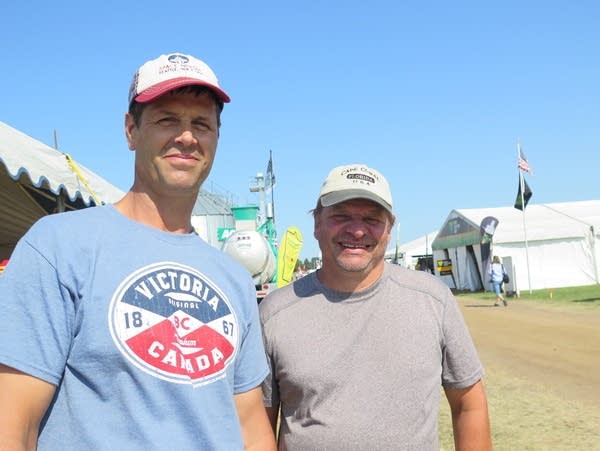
(572, 297), (600, 304)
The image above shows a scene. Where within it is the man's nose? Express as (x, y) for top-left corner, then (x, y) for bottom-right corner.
(345, 219), (367, 237)
(174, 129), (198, 146)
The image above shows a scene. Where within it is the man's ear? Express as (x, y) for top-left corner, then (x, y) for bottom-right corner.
(124, 113), (136, 151)
(313, 215), (320, 241)
(388, 214), (397, 232)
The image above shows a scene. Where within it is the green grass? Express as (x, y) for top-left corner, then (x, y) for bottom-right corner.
(454, 284), (600, 308)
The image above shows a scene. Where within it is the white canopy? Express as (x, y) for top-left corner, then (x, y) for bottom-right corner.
(0, 121), (124, 258)
(386, 231), (438, 269)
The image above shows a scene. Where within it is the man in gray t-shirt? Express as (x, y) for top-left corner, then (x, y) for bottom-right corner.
(260, 163), (491, 450)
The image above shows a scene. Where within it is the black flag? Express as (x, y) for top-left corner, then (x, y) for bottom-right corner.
(514, 176), (532, 211)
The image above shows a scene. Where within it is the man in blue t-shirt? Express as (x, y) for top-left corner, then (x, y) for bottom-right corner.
(0, 53), (276, 450)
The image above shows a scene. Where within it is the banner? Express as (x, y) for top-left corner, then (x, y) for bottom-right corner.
(480, 216), (499, 244)
(276, 226), (303, 288)
(480, 216), (499, 287)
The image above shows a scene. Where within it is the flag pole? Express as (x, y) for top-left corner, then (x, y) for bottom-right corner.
(517, 141), (533, 294)
(393, 222), (400, 265)
(269, 149), (275, 225)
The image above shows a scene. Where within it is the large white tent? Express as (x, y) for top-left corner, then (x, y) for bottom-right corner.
(386, 231), (438, 269)
(0, 121), (125, 259)
(431, 200), (600, 292)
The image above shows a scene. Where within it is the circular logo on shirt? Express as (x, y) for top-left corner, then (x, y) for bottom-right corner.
(108, 262), (238, 386)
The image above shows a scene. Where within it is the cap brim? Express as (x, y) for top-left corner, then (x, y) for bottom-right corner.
(134, 77), (230, 103)
(320, 190), (393, 215)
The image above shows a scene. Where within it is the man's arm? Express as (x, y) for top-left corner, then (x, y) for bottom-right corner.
(0, 364), (56, 451)
(234, 386), (277, 451)
(265, 405), (279, 434)
(444, 379), (492, 451)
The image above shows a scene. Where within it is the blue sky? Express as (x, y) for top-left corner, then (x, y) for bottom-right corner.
(2, 1), (598, 260)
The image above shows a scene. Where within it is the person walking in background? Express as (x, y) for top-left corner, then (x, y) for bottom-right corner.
(0, 52), (275, 450)
(260, 163), (492, 450)
(489, 255), (508, 306)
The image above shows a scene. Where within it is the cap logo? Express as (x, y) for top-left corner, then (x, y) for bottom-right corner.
(158, 56), (208, 78)
(168, 54), (189, 64)
(347, 173), (375, 184)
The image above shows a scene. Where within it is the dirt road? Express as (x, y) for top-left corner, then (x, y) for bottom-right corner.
(458, 297), (600, 407)
(437, 297), (600, 449)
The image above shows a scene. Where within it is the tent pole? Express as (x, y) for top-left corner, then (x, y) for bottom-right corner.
(393, 222), (400, 265)
(591, 226), (600, 284)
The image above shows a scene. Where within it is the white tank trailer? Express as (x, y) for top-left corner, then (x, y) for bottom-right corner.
(221, 200), (278, 301)
(221, 230), (276, 287)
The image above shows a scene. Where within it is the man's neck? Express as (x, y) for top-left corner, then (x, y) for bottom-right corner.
(316, 263), (385, 293)
(114, 190), (195, 234)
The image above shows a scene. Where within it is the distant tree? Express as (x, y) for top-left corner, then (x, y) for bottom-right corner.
(303, 258), (311, 270)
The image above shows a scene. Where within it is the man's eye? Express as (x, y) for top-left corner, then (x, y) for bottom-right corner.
(193, 122), (210, 131)
(156, 117), (177, 126)
(332, 215), (350, 221)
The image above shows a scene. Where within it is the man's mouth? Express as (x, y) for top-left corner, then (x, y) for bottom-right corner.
(340, 242), (371, 250)
(166, 153), (197, 160)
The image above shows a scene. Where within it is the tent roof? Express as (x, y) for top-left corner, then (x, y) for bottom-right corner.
(192, 189), (234, 216)
(386, 231), (438, 260)
(433, 200), (600, 249)
(0, 121), (125, 253)
(0, 121), (124, 205)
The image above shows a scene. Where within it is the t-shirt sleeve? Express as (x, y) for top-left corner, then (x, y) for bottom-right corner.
(232, 281), (269, 393)
(259, 311), (279, 408)
(440, 291), (484, 389)
(0, 235), (74, 385)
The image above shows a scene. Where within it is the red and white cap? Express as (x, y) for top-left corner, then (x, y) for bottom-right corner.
(128, 53), (230, 105)
(319, 164), (393, 215)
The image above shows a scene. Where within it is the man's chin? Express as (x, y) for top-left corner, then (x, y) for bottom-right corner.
(336, 257), (371, 273)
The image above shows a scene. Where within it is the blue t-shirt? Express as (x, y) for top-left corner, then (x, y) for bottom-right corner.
(0, 205), (268, 450)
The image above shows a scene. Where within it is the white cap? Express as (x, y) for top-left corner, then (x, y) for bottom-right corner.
(319, 164), (393, 215)
(128, 52), (230, 105)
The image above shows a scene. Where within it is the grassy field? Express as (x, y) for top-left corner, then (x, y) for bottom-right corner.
(455, 284), (600, 308)
(438, 366), (600, 450)
(438, 284), (600, 450)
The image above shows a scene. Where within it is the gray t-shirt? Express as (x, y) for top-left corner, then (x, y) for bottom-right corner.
(260, 263), (483, 450)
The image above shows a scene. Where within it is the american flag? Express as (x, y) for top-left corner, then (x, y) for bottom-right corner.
(517, 148), (532, 174)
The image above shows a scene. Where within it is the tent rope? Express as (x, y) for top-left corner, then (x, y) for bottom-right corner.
(64, 153), (102, 205)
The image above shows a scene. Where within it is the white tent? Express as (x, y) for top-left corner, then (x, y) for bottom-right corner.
(386, 231), (438, 269)
(431, 200), (600, 292)
(0, 121), (125, 259)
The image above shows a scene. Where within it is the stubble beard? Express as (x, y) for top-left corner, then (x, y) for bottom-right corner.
(334, 254), (373, 273)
